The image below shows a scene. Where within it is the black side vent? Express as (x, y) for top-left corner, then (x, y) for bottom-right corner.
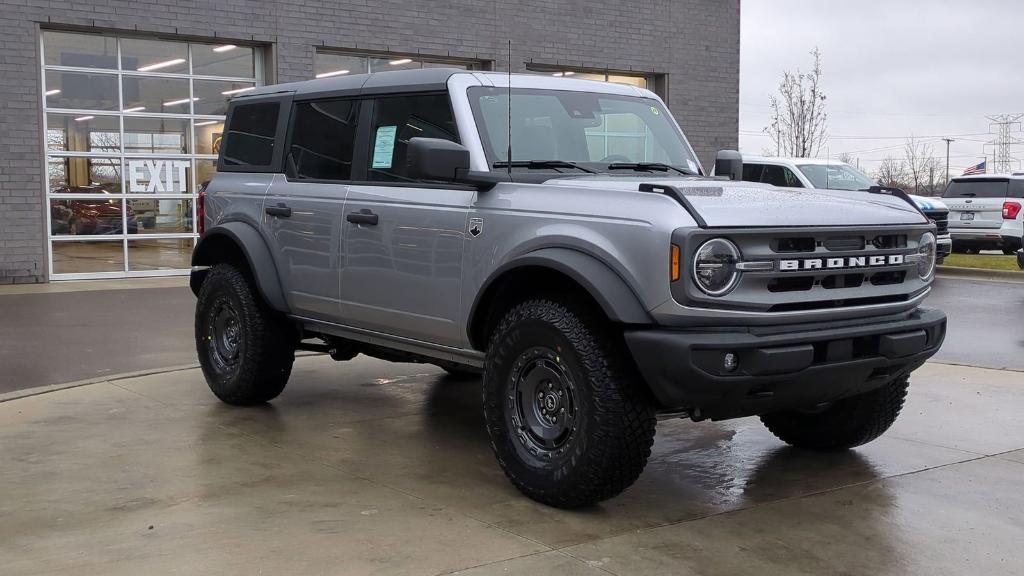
(823, 236), (865, 251)
(872, 234), (908, 249)
(771, 237), (816, 253)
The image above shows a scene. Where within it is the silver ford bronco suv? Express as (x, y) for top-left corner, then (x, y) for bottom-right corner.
(191, 69), (946, 508)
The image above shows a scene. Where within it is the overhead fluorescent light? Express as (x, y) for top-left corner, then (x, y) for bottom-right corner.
(45, 89), (61, 96)
(212, 44), (237, 53)
(315, 69), (349, 78)
(194, 120), (219, 126)
(563, 71), (575, 76)
(163, 97), (198, 106)
(74, 115), (95, 122)
(137, 58), (186, 72)
(122, 106), (145, 113)
(388, 58), (413, 65)
(551, 72), (563, 77)
(221, 86), (256, 95)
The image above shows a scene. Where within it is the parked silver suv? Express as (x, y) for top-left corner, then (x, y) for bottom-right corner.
(191, 69), (946, 508)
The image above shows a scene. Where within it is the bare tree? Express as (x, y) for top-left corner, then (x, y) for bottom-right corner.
(902, 137), (942, 195)
(876, 156), (908, 189)
(836, 151), (856, 166)
(764, 48), (828, 158)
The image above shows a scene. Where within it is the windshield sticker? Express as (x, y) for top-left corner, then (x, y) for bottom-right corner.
(650, 106), (660, 115)
(372, 125), (397, 169)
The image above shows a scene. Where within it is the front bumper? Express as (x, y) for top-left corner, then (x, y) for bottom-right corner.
(937, 236), (952, 258)
(625, 307), (946, 420)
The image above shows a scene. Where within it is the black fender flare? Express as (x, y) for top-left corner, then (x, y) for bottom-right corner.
(191, 222), (289, 313)
(469, 248), (652, 344)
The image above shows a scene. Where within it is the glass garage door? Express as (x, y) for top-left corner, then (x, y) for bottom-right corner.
(41, 30), (262, 279)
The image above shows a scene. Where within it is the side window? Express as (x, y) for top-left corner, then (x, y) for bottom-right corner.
(221, 102), (279, 167)
(367, 93), (459, 182)
(741, 163), (765, 183)
(783, 167), (804, 188)
(286, 99), (360, 181)
(760, 164), (790, 187)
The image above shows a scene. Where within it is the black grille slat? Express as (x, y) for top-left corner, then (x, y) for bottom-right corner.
(924, 210), (949, 235)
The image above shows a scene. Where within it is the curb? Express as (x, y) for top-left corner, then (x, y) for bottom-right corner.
(0, 351), (326, 404)
(0, 363), (201, 404)
(936, 266), (1024, 283)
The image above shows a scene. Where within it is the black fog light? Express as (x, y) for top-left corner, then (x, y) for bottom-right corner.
(723, 352), (739, 372)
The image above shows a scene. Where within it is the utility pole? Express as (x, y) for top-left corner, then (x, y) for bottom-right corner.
(942, 138), (954, 184)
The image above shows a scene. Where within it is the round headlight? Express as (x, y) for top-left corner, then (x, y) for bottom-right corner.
(917, 232), (937, 280)
(692, 238), (741, 296)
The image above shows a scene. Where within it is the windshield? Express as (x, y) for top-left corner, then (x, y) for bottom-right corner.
(942, 179), (1009, 198)
(796, 163), (875, 190)
(467, 87), (701, 174)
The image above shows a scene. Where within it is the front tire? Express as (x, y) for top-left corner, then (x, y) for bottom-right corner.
(483, 299), (656, 508)
(195, 264), (296, 405)
(760, 375), (910, 450)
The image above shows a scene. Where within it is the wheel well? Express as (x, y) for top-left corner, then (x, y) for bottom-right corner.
(469, 266), (607, 351)
(190, 233), (255, 296)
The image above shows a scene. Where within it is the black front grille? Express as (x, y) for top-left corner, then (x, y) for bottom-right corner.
(924, 210), (949, 235)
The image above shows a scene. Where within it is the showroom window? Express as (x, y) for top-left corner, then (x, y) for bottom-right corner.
(41, 30), (263, 278)
(313, 50), (484, 79)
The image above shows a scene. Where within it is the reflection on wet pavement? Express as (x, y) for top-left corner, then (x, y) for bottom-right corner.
(1, 356), (1022, 575)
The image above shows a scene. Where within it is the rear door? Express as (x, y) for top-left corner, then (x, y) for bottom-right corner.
(942, 178), (1008, 229)
(263, 97), (362, 320)
(339, 92), (472, 347)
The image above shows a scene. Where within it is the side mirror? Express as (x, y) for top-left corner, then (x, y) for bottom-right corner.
(715, 150), (743, 181)
(407, 137), (471, 182)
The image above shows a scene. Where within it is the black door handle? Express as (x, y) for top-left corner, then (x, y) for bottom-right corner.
(265, 203), (292, 218)
(346, 209), (379, 225)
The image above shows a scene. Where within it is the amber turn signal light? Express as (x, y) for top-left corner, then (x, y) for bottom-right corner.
(670, 244), (681, 281)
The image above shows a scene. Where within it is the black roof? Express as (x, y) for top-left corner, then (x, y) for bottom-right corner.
(238, 67), (466, 100)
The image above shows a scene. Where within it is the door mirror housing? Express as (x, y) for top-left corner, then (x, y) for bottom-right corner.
(715, 150), (743, 181)
(406, 137), (505, 190)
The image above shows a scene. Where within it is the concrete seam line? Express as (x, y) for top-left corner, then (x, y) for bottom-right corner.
(928, 360), (1024, 373)
(0, 363), (200, 404)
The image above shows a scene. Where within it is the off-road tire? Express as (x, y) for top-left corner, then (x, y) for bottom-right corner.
(760, 375), (910, 450)
(483, 298), (656, 508)
(195, 263), (296, 405)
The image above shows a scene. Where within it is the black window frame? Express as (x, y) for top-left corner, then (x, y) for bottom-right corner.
(282, 96), (366, 184)
(217, 94), (293, 174)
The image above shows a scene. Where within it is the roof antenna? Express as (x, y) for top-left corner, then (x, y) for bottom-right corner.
(506, 39), (513, 179)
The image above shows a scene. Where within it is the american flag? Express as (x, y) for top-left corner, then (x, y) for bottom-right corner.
(963, 160), (986, 175)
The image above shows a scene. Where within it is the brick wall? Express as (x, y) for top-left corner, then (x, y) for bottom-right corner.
(0, 0), (739, 282)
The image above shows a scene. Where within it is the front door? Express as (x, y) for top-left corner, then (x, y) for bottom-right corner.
(339, 93), (471, 347)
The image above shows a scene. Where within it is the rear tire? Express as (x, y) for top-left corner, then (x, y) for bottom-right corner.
(760, 375), (910, 450)
(483, 299), (656, 508)
(195, 263), (296, 405)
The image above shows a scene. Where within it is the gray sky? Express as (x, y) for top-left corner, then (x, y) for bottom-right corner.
(740, 0), (1024, 176)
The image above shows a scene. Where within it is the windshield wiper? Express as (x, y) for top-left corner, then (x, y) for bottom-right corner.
(607, 162), (697, 176)
(492, 160), (597, 174)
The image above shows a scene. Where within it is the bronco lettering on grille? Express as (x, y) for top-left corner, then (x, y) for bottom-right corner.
(779, 254), (905, 271)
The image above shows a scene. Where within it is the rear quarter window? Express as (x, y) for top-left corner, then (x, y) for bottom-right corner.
(942, 179), (1009, 199)
(221, 101), (281, 168)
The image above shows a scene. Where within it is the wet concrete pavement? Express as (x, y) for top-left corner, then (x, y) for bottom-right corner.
(930, 275), (1024, 371)
(1, 357), (1022, 575)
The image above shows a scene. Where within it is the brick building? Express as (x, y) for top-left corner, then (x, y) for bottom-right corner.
(0, 0), (740, 282)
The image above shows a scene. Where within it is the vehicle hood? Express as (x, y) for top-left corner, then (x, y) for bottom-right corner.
(546, 176), (928, 227)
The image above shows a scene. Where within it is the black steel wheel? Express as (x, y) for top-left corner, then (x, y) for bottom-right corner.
(195, 263), (296, 405)
(483, 298), (656, 508)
